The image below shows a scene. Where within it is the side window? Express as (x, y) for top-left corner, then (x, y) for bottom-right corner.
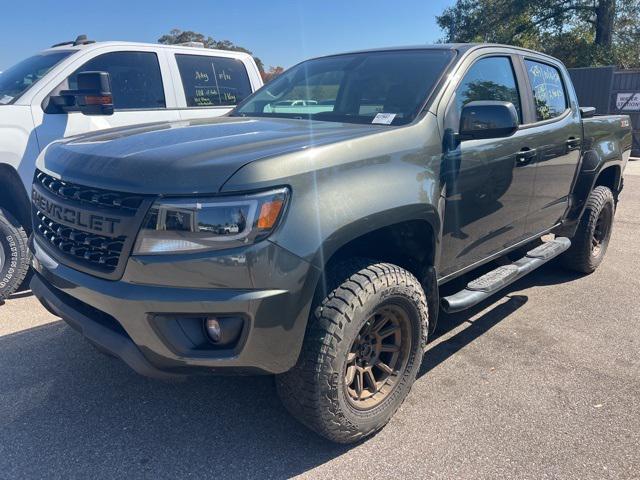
(175, 55), (252, 107)
(453, 56), (521, 125)
(68, 51), (166, 110)
(525, 59), (568, 121)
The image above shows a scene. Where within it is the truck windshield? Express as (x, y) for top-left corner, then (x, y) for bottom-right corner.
(0, 51), (73, 104)
(233, 49), (455, 126)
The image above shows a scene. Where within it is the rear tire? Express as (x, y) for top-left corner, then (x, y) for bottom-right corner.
(561, 186), (615, 274)
(276, 260), (428, 443)
(0, 208), (30, 301)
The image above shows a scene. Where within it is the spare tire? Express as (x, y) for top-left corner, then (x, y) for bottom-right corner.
(0, 208), (30, 300)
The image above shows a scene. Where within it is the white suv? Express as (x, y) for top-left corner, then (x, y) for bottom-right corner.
(0, 35), (263, 298)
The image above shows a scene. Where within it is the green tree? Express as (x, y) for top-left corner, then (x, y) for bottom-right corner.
(437, 0), (640, 68)
(158, 29), (265, 73)
(462, 80), (518, 105)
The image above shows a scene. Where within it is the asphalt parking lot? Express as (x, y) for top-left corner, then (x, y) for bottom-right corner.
(1, 162), (639, 480)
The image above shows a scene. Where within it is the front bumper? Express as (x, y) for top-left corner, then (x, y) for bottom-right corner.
(31, 238), (320, 378)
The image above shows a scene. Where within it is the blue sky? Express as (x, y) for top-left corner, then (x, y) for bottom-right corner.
(0, 0), (454, 70)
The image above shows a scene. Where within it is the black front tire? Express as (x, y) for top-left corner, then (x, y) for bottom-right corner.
(0, 208), (31, 301)
(561, 186), (615, 274)
(276, 260), (428, 444)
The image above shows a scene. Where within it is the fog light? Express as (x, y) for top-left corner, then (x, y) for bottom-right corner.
(205, 317), (222, 343)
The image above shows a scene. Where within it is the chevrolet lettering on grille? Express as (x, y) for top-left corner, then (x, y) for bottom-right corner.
(32, 188), (122, 236)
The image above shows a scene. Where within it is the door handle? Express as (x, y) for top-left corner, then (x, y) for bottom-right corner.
(515, 148), (536, 166)
(566, 137), (581, 151)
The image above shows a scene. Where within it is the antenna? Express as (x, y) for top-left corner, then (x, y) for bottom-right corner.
(73, 34), (95, 46)
(51, 34), (95, 48)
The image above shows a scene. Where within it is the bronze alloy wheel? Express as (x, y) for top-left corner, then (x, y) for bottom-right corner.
(344, 303), (412, 410)
(276, 260), (428, 443)
(591, 203), (613, 257)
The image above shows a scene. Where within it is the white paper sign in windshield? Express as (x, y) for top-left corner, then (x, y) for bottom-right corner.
(372, 113), (396, 125)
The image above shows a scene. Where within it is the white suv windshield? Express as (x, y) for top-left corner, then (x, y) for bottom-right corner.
(234, 49), (455, 126)
(0, 51), (73, 104)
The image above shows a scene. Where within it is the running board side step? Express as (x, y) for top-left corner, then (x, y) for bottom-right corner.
(441, 237), (571, 313)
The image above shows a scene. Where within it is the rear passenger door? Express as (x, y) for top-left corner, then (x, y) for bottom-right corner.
(518, 58), (582, 237)
(172, 54), (255, 121)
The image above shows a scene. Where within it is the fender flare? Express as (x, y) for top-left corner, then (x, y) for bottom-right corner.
(307, 203), (442, 272)
(559, 151), (623, 237)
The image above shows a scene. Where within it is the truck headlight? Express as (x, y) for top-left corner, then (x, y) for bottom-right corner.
(133, 188), (288, 255)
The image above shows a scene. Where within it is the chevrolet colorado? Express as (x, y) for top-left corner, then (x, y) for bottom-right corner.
(30, 44), (632, 443)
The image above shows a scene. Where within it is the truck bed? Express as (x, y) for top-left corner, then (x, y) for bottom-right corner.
(582, 114), (634, 169)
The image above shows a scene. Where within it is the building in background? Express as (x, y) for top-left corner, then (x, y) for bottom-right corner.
(569, 66), (640, 157)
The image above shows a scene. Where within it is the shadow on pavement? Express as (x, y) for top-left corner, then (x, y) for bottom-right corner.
(420, 294), (529, 379)
(421, 260), (584, 378)
(0, 260), (581, 478)
(0, 322), (351, 478)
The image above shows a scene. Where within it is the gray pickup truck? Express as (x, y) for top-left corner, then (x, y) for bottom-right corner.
(29, 44), (632, 443)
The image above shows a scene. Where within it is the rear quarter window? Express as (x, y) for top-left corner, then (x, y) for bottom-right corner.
(175, 54), (252, 107)
(525, 59), (568, 121)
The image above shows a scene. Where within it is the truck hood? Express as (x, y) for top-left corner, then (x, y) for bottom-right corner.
(38, 116), (386, 195)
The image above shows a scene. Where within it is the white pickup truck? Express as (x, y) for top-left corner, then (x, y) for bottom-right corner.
(0, 35), (263, 298)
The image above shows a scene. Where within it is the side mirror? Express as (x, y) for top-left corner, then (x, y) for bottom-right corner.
(459, 101), (518, 140)
(580, 106), (596, 118)
(54, 71), (114, 116)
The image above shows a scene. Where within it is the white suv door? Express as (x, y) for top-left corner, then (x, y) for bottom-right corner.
(31, 47), (180, 148)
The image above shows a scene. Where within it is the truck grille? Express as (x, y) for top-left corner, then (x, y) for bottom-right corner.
(34, 170), (145, 211)
(35, 210), (125, 270)
(32, 170), (153, 279)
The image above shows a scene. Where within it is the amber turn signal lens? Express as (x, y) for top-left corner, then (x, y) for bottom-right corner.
(85, 95), (113, 105)
(257, 199), (284, 229)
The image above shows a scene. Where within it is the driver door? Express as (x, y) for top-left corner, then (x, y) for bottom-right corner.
(439, 55), (537, 277)
(32, 50), (180, 149)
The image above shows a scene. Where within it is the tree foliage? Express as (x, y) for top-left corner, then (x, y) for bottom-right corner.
(437, 0), (640, 68)
(262, 66), (285, 83)
(158, 28), (266, 73)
